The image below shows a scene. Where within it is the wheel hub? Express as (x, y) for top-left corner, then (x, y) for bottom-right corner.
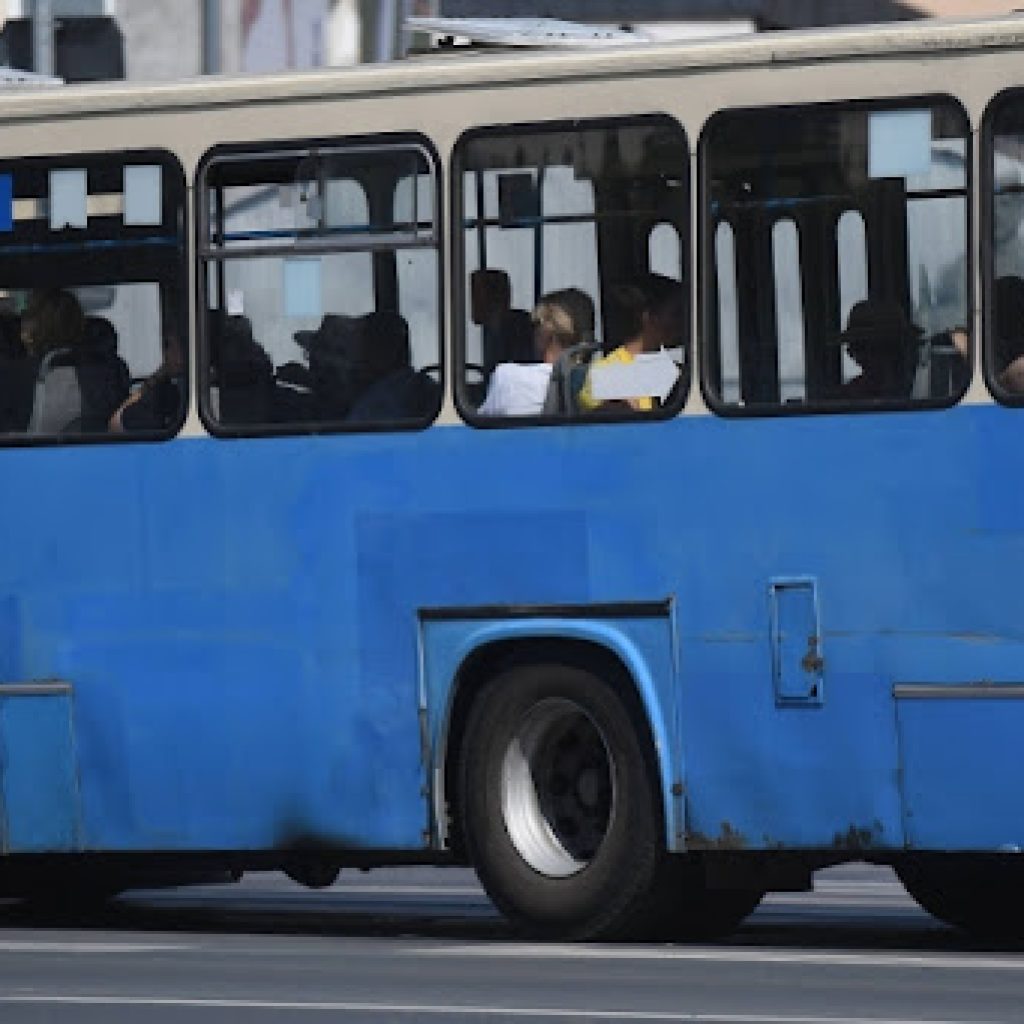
(500, 697), (615, 878)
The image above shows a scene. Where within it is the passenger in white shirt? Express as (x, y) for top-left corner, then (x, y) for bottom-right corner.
(477, 287), (595, 417)
(477, 360), (551, 416)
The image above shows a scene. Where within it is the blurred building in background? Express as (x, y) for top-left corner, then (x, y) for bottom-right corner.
(432, 1), (1024, 31)
(0, 0), (1019, 84)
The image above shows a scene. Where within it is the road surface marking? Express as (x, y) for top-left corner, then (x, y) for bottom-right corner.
(0, 995), (990, 1022)
(414, 944), (1024, 972)
(0, 940), (187, 953)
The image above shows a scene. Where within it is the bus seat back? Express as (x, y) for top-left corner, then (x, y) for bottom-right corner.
(28, 349), (82, 435)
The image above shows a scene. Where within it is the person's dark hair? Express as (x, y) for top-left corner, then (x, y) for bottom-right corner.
(301, 316), (361, 421)
(216, 314), (271, 383)
(839, 299), (921, 397)
(360, 311), (411, 384)
(605, 273), (681, 351)
(83, 316), (119, 357)
(994, 275), (1024, 368)
(470, 268), (512, 324)
(22, 288), (84, 355)
(220, 313), (255, 346)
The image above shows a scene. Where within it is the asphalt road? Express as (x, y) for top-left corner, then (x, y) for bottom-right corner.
(0, 863), (1021, 1023)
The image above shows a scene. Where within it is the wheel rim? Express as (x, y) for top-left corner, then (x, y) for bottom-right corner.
(500, 697), (615, 878)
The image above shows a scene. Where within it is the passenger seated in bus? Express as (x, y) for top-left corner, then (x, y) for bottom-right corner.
(471, 268), (535, 375)
(109, 332), (185, 433)
(477, 287), (595, 417)
(577, 274), (683, 413)
(270, 321), (327, 423)
(82, 316), (125, 365)
(211, 313), (274, 425)
(300, 313), (362, 422)
(271, 365), (314, 423)
(18, 295), (131, 434)
(837, 299), (921, 401)
(22, 288), (89, 434)
(73, 316), (131, 431)
(994, 275), (1024, 394)
(0, 311), (32, 432)
(21, 287), (84, 358)
(347, 311), (440, 423)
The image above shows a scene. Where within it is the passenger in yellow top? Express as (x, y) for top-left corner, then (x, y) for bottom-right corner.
(577, 273), (684, 412)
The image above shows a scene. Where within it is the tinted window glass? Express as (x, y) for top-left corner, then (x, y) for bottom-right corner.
(456, 117), (688, 423)
(199, 140), (441, 433)
(704, 100), (970, 412)
(0, 151), (186, 439)
(986, 92), (1024, 399)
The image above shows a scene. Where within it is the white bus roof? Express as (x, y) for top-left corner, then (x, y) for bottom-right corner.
(0, 14), (1022, 121)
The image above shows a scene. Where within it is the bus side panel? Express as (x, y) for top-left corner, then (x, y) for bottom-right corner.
(0, 434), (602, 854)
(673, 406), (1024, 854)
(2, 403), (1024, 857)
(0, 685), (79, 853)
(0, 439), (439, 853)
(680, 666), (905, 851)
(896, 691), (1024, 851)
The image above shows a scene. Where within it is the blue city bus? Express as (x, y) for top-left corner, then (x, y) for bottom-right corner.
(1, 15), (1024, 940)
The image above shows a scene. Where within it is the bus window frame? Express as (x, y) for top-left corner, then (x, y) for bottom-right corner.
(698, 93), (973, 420)
(195, 132), (444, 440)
(0, 147), (189, 448)
(981, 87), (1024, 407)
(451, 112), (691, 430)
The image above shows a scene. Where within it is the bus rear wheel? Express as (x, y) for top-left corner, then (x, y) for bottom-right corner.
(896, 854), (1024, 939)
(458, 662), (665, 940)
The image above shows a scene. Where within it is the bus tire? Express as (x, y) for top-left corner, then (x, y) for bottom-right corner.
(458, 661), (665, 940)
(896, 855), (1024, 939)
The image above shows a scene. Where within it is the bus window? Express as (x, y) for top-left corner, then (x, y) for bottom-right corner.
(837, 210), (869, 386)
(649, 223), (682, 277)
(772, 219), (806, 404)
(0, 151), (186, 440)
(394, 171), (440, 383)
(985, 91), (1024, 399)
(455, 116), (689, 423)
(540, 166), (601, 317)
(703, 98), (970, 413)
(198, 138), (441, 433)
(649, 222), (685, 368)
(713, 221), (740, 404)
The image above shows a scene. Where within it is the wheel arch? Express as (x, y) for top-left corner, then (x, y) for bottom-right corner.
(426, 620), (680, 859)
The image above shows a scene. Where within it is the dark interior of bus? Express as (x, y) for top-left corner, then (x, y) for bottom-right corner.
(0, 150), (185, 437)
(456, 116), (689, 419)
(200, 140), (441, 432)
(0, 100), (985, 440)
(986, 91), (1024, 397)
(704, 100), (970, 411)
